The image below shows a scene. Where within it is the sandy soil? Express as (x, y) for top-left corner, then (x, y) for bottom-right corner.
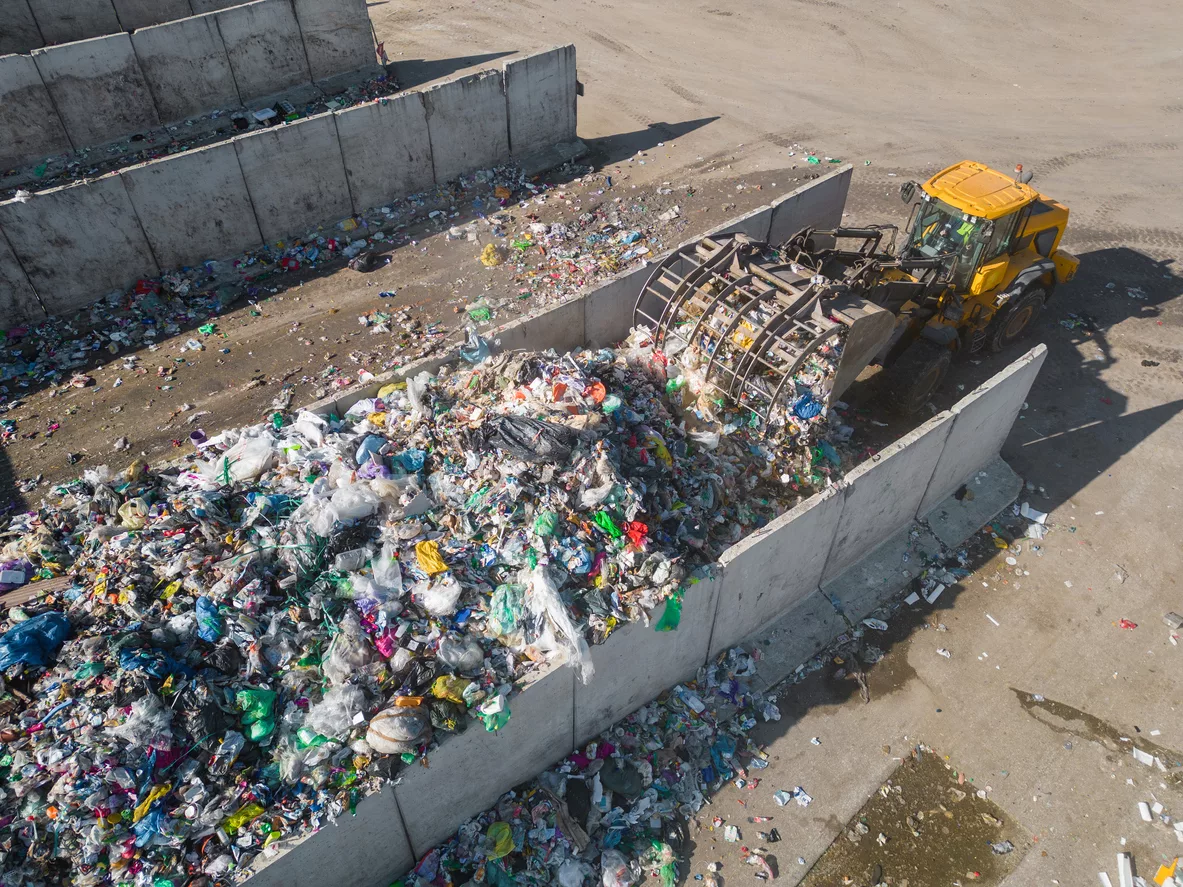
(3, 0), (1182, 883)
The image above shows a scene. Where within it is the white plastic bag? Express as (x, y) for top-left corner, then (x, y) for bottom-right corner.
(205, 435), (275, 483)
(371, 541), (404, 596)
(322, 612), (372, 686)
(526, 564), (594, 683)
(413, 574), (463, 616)
(406, 370), (431, 419)
(600, 850), (634, 887)
(330, 483), (380, 522)
(304, 685), (366, 740)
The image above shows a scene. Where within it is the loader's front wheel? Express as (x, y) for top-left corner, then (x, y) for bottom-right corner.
(881, 341), (952, 415)
(988, 285), (1047, 352)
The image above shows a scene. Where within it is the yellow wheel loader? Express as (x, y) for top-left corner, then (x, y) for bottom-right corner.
(633, 160), (1078, 425)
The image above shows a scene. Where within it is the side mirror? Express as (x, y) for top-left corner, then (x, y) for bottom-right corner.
(899, 181), (917, 204)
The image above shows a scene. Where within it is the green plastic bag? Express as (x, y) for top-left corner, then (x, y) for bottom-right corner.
(488, 584), (525, 636)
(485, 821), (514, 859)
(593, 511), (623, 538)
(533, 510), (559, 537)
(654, 594), (682, 632)
(237, 688), (277, 740)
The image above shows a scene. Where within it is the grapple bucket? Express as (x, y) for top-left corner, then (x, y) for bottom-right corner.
(632, 234), (893, 434)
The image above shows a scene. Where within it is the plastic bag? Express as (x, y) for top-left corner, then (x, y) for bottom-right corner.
(559, 859), (591, 887)
(195, 596), (223, 643)
(601, 849), (635, 887)
(484, 416), (578, 464)
(118, 497), (149, 529)
(415, 540), (448, 575)
(460, 326), (492, 364)
(366, 704), (431, 754)
(205, 435), (275, 484)
(110, 693), (173, 748)
(330, 483), (381, 522)
(485, 822), (514, 859)
(322, 612), (372, 686)
(654, 594), (682, 632)
(436, 634), (484, 673)
(304, 685), (366, 741)
(487, 584), (524, 637)
(406, 370), (431, 419)
(525, 565), (594, 683)
(372, 541), (404, 595)
(414, 574), (463, 616)
(236, 688), (277, 741)
(0, 611), (70, 670)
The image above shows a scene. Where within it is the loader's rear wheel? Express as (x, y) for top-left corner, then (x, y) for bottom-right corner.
(989, 285), (1047, 352)
(881, 341), (952, 415)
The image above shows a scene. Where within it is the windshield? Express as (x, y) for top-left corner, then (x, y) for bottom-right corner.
(906, 198), (989, 288)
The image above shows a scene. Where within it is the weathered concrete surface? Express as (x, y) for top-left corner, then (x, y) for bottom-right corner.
(583, 262), (655, 346)
(32, 33), (159, 148)
(823, 412), (954, 581)
(215, 0), (312, 100)
(188, 0), (239, 11)
(132, 12), (239, 122)
(0, 0), (43, 54)
(27, 0), (120, 45)
(0, 52), (72, 170)
(291, 0), (376, 82)
(234, 113), (351, 242)
(423, 69), (508, 183)
(745, 589), (846, 694)
(244, 784), (413, 887)
(111, 0), (192, 31)
(123, 141), (260, 268)
(767, 164), (852, 245)
(334, 93), (433, 212)
(708, 203), (773, 240)
(573, 569), (720, 744)
(393, 664), (574, 856)
(917, 344), (1048, 516)
(503, 44), (576, 157)
(491, 297), (585, 356)
(820, 522), (942, 624)
(711, 487), (845, 657)
(923, 455), (1023, 548)
(0, 174), (157, 314)
(0, 229), (43, 323)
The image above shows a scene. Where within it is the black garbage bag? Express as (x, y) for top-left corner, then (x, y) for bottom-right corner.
(348, 251), (390, 273)
(483, 415), (578, 464)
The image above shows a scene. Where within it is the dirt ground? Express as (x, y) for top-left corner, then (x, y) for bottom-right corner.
(4, 0), (1183, 883)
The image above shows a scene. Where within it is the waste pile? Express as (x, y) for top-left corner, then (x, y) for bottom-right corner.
(0, 328), (848, 885)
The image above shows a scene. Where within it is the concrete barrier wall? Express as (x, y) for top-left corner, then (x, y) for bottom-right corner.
(1, 0), (375, 166)
(28, 0), (120, 45)
(504, 44), (577, 158)
(0, 53), (72, 170)
(0, 46), (577, 324)
(238, 176), (1045, 887)
(32, 33), (160, 147)
(0, 0), (43, 56)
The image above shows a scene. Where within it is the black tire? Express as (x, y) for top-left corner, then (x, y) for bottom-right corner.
(988, 285), (1047, 352)
(881, 340), (952, 415)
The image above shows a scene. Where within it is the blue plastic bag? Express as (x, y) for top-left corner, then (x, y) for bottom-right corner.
(0, 612), (70, 670)
(196, 596), (223, 643)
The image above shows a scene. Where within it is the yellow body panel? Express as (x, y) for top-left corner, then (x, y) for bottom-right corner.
(924, 160), (1038, 220)
(1053, 249), (1080, 283)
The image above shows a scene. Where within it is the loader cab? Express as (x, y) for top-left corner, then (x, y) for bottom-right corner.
(901, 160), (1073, 301)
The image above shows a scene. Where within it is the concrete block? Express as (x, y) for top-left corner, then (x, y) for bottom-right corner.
(923, 455), (1023, 549)
(335, 93), (433, 213)
(123, 140), (261, 268)
(189, 0), (238, 10)
(583, 262), (655, 347)
(0, 52), (72, 171)
(393, 663), (574, 856)
(243, 784), (413, 887)
(0, 229), (44, 323)
(291, 0), (376, 82)
(709, 204), (773, 241)
(0, 174), (158, 314)
(747, 589), (846, 693)
(111, 0), (192, 31)
(132, 12), (239, 122)
(32, 33), (159, 148)
(917, 345), (1047, 515)
(423, 69), (508, 183)
(215, 0), (311, 100)
(491, 298), (586, 356)
(27, 0), (120, 45)
(503, 44), (576, 157)
(234, 113), (351, 243)
(515, 138), (587, 177)
(711, 487), (845, 658)
(574, 568), (720, 744)
(821, 523), (942, 624)
(0, 0), (44, 55)
(767, 164), (853, 245)
(823, 412), (954, 581)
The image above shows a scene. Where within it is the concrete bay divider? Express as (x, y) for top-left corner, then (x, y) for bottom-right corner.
(0, 0), (379, 170)
(0, 45), (581, 322)
(241, 167), (1047, 887)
